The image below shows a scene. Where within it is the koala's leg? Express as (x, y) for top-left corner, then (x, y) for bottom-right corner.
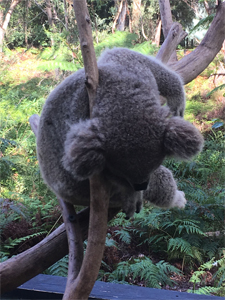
(62, 118), (106, 180)
(146, 59), (185, 117)
(144, 166), (186, 209)
(121, 190), (143, 219)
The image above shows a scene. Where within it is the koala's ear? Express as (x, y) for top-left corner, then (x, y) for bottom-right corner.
(62, 118), (106, 180)
(164, 117), (204, 160)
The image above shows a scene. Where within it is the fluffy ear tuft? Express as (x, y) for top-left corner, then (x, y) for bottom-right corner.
(62, 118), (106, 180)
(164, 117), (204, 160)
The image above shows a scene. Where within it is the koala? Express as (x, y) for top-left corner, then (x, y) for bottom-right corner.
(35, 48), (203, 219)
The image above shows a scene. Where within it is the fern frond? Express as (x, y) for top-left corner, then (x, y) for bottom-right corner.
(168, 238), (192, 256)
(46, 255), (68, 277)
(207, 84), (225, 97)
(189, 14), (215, 35)
(188, 286), (223, 295)
(3, 231), (46, 251)
(114, 229), (131, 244)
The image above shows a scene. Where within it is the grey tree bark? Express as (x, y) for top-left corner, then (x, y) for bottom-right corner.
(61, 1), (111, 299)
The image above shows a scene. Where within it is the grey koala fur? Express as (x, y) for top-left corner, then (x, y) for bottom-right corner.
(35, 47), (203, 218)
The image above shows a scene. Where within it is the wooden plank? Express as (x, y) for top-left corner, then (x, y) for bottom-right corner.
(2, 274), (222, 300)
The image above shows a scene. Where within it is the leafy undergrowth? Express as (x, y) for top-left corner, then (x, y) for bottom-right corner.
(1, 48), (225, 297)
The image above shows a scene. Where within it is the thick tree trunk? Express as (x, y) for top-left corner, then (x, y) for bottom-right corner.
(132, 0), (141, 33)
(0, 0), (22, 52)
(154, 19), (162, 46)
(117, 0), (127, 31)
(112, 0), (127, 33)
(158, 0), (177, 62)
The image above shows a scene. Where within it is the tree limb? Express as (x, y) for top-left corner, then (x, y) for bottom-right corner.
(58, 198), (83, 282)
(156, 22), (187, 64)
(61, 1), (111, 299)
(171, 1), (225, 84)
(0, 207), (120, 295)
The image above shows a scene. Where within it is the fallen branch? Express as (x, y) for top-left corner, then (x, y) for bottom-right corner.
(0, 207), (120, 295)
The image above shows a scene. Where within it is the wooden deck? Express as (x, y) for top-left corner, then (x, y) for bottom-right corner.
(2, 274), (222, 300)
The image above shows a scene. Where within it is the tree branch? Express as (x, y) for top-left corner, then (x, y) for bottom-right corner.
(171, 1), (225, 84)
(58, 198), (83, 282)
(60, 1), (111, 299)
(0, 207), (120, 295)
(156, 22), (187, 64)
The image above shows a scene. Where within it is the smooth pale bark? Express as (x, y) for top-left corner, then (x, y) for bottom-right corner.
(0, 0), (23, 52)
(156, 22), (187, 64)
(158, 0), (178, 62)
(132, 0), (141, 32)
(154, 19), (162, 46)
(172, 1), (225, 84)
(112, 0), (125, 33)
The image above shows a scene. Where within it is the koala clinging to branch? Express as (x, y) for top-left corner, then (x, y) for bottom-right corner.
(32, 48), (203, 218)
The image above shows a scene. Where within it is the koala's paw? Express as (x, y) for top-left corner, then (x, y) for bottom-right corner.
(135, 196), (143, 214)
(171, 190), (187, 209)
(123, 206), (136, 220)
(63, 119), (106, 180)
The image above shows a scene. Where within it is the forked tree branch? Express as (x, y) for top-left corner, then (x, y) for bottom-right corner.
(172, 1), (225, 84)
(156, 22), (187, 63)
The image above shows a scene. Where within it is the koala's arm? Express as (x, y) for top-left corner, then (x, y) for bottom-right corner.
(146, 58), (186, 117)
(144, 166), (186, 209)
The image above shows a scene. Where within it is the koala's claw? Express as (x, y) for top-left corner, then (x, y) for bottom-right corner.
(171, 190), (187, 209)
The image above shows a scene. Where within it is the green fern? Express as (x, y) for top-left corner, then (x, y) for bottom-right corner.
(2, 231), (46, 256)
(106, 257), (182, 288)
(189, 256), (225, 296)
(207, 84), (225, 97)
(46, 255), (69, 277)
(189, 14), (215, 35)
(114, 229), (131, 244)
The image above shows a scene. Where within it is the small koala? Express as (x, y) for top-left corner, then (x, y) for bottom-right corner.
(34, 48), (203, 218)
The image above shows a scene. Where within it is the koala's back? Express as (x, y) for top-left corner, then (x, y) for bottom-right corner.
(98, 48), (165, 81)
(37, 48), (168, 205)
(37, 69), (91, 204)
(92, 63), (167, 184)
